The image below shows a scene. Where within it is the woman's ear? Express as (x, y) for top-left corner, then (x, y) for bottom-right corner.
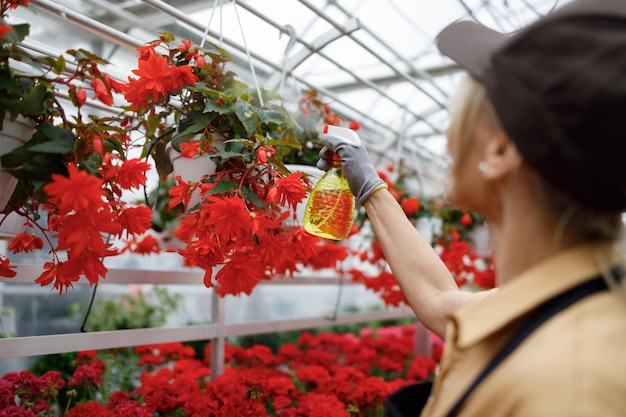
(481, 131), (523, 180)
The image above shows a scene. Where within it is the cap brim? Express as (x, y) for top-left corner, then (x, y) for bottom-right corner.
(436, 21), (509, 82)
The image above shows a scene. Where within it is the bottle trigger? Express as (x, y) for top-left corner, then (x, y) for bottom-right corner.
(323, 125), (361, 147)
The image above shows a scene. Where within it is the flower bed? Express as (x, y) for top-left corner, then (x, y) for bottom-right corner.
(0, 325), (442, 416)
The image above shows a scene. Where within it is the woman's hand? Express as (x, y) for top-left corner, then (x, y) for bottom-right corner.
(318, 133), (386, 205)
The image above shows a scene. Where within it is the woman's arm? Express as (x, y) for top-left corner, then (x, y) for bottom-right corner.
(317, 129), (476, 338)
(364, 188), (475, 338)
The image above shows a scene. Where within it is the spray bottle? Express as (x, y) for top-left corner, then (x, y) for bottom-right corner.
(303, 125), (361, 240)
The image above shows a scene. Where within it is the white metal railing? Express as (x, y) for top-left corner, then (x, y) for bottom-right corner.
(0, 265), (427, 378)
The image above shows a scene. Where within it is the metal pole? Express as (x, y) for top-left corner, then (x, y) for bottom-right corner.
(29, 0), (142, 50)
(210, 288), (225, 379)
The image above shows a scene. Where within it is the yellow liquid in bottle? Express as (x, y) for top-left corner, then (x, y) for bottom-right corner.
(303, 166), (355, 240)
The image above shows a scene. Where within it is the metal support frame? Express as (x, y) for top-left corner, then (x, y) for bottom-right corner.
(265, 17), (361, 91)
(141, 0), (441, 136)
(297, 0), (448, 111)
(210, 289), (225, 379)
(26, 0), (551, 183)
(29, 0), (142, 50)
(27, 0), (450, 175)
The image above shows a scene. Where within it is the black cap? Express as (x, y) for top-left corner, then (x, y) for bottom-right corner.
(437, 0), (626, 211)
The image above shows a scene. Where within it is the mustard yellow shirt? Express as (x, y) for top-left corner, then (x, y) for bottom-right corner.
(421, 243), (626, 416)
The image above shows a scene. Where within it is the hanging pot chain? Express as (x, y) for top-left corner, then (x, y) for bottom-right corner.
(231, 0), (264, 107)
(199, 0), (264, 107)
(200, 0), (223, 49)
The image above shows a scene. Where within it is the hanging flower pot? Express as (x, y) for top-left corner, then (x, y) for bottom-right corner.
(118, 33), (325, 297)
(0, 0), (157, 290)
(165, 134), (226, 209)
(284, 164), (324, 227)
(0, 113), (35, 211)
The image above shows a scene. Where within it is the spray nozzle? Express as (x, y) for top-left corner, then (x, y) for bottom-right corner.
(323, 125), (362, 147)
(323, 125), (361, 164)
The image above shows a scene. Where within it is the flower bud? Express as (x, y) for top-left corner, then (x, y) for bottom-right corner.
(76, 88), (87, 106)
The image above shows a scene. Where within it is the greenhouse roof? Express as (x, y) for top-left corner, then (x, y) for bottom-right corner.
(18, 0), (565, 195)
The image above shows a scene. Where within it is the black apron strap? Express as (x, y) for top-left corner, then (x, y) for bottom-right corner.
(444, 273), (614, 417)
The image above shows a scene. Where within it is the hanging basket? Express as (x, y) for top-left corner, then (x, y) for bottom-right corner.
(166, 134), (226, 208)
(284, 164), (324, 227)
(0, 113), (35, 211)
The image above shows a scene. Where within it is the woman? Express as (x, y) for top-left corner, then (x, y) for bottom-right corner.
(317, 0), (626, 415)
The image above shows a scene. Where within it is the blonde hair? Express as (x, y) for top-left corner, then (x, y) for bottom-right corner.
(448, 74), (623, 244)
(447, 75), (501, 174)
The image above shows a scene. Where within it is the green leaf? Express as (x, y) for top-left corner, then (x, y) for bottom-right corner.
(0, 149), (21, 169)
(105, 135), (127, 160)
(1, 148), (68, 182)
(270, 125), (305, 150)
(258, 108), (285, 126)
(203, 97), (235, 115)
(223, 137), (256, 147)
(0, 84), (51, 116)
(187, 82), (220, 97)
(206, 180), (237, 196)
(171, 112), (216, 150)
(29, 125), (75, 153)
(158, 32), (176, 43)
(233, 97), (260, 137)
(66, 48), (110, 65)
(5, 23), (29, 43)
(241, 186), (264, 208)
(17, 52), (48, 74)
(0, 77), (19, 93)
(227, 80), (252, 98)
(212, 141), (250, 160)
(82, 152), (103, 175)
(52, 55), (66, 75)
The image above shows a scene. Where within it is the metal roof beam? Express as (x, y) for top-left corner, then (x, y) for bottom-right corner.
(323, 63), (460, 94)
(298, 0), (448, 110)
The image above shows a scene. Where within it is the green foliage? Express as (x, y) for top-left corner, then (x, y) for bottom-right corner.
(29, 348), (144, 410)
(0, 3), (125, 217)
(1, 124), (73, 184)
(30, 351), (78, 381)
(29, 351), (85, 411)
(69, 285), (182, 332)
(129, 33), (304, 172)
(144, 177), (184, 233)
(29, 286), (181, 409)
(98, 348), (141, 398)
(0, 307), (14, 338)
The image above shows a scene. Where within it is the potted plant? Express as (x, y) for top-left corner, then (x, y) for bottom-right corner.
(119, 34), (350, 296)
(0, 0), (154, 290)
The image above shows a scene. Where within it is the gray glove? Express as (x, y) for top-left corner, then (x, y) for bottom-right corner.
(317, 133), (386, 205)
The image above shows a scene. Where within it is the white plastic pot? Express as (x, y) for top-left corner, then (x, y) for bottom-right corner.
(284, 164), (324, 228)
(0, 113), (34, 211)
(166, 134), (225, 208)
